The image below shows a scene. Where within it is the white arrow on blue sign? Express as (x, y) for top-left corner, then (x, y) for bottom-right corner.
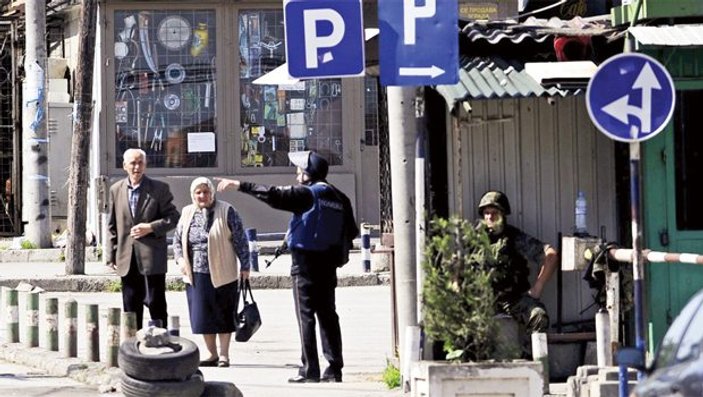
(586, 53), (675, 143)
(378, 0), (458, 86)
(284, 0), (365, 79)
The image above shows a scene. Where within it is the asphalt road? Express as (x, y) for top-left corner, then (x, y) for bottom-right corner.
(0, 360), (99, 396)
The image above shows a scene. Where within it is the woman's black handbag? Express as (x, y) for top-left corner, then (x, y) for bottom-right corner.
(235, 278), (262, 342)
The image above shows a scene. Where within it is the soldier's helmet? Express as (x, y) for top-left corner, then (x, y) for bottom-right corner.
(478, 191), (511, 216)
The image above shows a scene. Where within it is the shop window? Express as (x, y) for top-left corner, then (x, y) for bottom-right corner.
(113, 9), (217, 168)
(674, 90), (703, 230)
(239, 9), (343, 167)
(364, 77), (379, 146)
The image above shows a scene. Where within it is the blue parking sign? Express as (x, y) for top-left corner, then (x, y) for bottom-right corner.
(378, 0), (458, 86)
(284, 0), (365, 79)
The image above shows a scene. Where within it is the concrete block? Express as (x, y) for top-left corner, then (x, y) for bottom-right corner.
(589, 380), (637, 397)
(549, 343), (583, 380)
(565, 375), (579, 397)
(576, 365), (600, 379)
(598, 367), (637, 382)
(562, 236), (601, 271)
(411, 361), (543, 397)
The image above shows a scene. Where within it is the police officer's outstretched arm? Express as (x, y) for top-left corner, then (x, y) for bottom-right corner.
(215, 177), (313, 214)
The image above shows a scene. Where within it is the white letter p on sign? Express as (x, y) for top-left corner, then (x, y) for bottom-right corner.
(303, 9), (345, 69)
(403, 0), (436, 45)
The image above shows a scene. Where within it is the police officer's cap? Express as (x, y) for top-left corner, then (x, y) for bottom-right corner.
(288, 151), (329, 180)
(478, 190), (511, 216)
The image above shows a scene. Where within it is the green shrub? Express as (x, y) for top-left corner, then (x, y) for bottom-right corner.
(421, 216), (504, 362)
(382, 359), (400, 389)
(20, 240), (38, 250)
(104, 280), (122, 293)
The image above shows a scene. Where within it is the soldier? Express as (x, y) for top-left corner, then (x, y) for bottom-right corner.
(476, 191), (558, 341)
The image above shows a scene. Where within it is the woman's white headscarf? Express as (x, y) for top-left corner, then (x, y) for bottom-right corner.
(190, 177), (215, 207)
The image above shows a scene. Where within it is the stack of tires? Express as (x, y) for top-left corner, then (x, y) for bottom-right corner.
(118, 336), (203, 397)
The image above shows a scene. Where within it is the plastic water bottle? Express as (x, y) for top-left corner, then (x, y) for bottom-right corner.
(575, 191), (587, 236)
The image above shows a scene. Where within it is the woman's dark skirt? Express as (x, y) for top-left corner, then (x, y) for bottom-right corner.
(186, 273), (239, 334)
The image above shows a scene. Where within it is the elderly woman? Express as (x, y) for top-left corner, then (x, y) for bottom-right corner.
(173, 177), (250, 368)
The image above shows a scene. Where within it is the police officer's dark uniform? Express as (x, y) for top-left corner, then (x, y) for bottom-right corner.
(220, 151), (358, 383)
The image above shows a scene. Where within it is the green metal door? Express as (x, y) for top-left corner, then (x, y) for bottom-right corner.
(643, 86), (703, 349)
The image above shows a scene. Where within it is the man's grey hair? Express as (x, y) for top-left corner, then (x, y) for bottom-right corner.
(123, 148), (147, 164)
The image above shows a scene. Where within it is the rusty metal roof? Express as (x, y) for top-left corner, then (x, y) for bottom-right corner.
(435, 56), (586, 106)
(630, 24), (703, 47)
(462, 15), (619, 44)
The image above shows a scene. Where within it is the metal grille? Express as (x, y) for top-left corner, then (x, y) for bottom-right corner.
(0, 29), (18, 236)
(376, 80), (393, 234)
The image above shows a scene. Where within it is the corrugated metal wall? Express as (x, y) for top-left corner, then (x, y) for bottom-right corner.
(448, 95), (618, 326)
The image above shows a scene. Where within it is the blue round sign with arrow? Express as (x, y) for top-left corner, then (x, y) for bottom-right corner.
(586, 53), (675, 143)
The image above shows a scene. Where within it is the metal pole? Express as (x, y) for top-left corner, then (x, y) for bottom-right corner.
(45, 297), (58, 351)
(121, 311), (138, 341)
(361, 223), (371, 272)
(415, 124), (426, 324)
(25, 292), (39, 347)
(4, 288), (18, 343)
(22, 0), (52, 247)
(246, 228), (260, 272)
(630, 143), (646, 379)
(64, 299), (77, 357)
(387, 86), (418, 383)
(168, 315), (180, 336)
(85, 304), (99, 362)
(106, 308), (120, 367)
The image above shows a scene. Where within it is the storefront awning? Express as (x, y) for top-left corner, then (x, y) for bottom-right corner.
(630, 24), (703, 47)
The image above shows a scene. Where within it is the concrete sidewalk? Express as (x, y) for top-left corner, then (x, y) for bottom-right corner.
(0, 250), (402, 396)
(0, 248), (391, 292)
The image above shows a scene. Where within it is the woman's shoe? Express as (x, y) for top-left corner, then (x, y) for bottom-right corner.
(217, 357), (230, 368)
(199, 357), (218, 367)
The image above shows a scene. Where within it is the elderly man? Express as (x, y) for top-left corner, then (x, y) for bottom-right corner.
(107, 148), (179, 330)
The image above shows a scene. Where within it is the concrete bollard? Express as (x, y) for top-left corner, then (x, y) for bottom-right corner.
(361, 224), (371, 273)
(531, 332), (549, 394)
(106, 308), (120, 367)
(45, 297), (59, 351)
(64, 299), (77, 357)
(25, 292), (39, 347)
(4, 288), (19, 343)
(168, 315), (180, 336)
(245, 228), (260, 272)
(121, 311), (138, 341)
(85, 304), (100, 362)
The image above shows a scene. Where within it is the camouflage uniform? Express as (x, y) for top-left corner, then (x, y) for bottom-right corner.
(484, 223), (550, 334)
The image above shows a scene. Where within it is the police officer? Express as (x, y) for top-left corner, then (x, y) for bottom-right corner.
(216, 151), (358, 383)
(476, 191), (558, 343)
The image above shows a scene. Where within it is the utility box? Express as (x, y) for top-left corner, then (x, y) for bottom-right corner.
(48, 102), (73, 225)
(561, 236), (601, 271)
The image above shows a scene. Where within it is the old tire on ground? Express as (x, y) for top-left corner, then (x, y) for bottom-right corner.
(120, 372), (205, 397)
(118, 336), (199, 381)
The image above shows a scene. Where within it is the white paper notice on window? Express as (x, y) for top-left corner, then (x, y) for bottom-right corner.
(187, 132), (216, 152)
(290, 98), (305, 111)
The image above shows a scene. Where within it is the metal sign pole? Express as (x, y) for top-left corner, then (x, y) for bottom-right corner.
(629, 142), (646, 380)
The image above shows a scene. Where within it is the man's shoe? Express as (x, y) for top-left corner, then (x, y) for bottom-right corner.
(288, 375), (320, 383)
(320, 374), (342, 383)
